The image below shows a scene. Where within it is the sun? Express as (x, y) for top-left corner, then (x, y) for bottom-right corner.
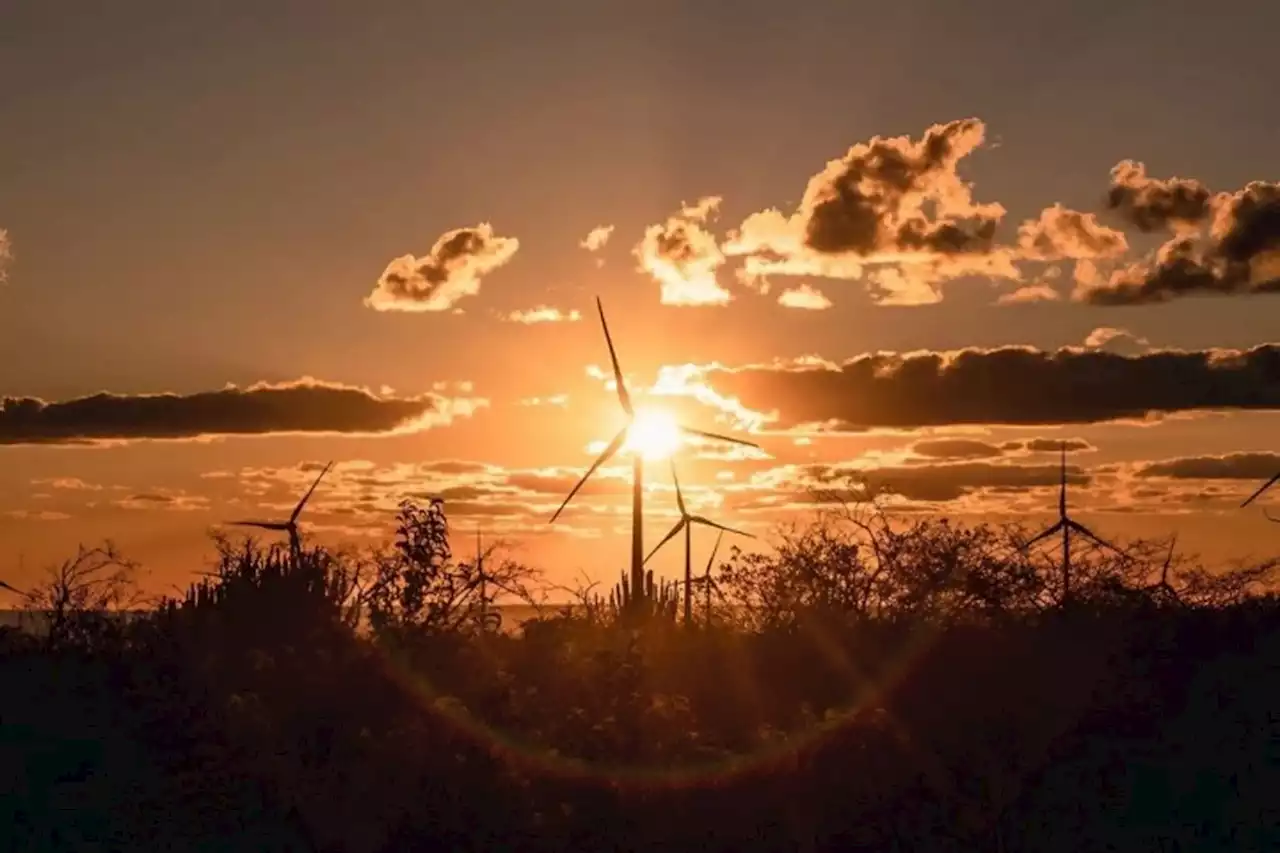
(624, 407), (682, 461)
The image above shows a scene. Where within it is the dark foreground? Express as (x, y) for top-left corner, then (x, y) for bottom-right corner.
(2, 510), (1279, 852)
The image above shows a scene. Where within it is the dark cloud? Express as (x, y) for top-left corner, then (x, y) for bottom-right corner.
(739, 460), (1085, 505)
(1001, 438), (1094, 454)
(910, 439), (1006, 460)
(0, 379), (475, 446)
(365, 223), (519, 312)
(503, 471), (632, 498)
(699, 343), (1280, 429)
(1134, 452), (1280, 481)
(1081, 174), (1280, 305)
(1105, 160), (1213, 234)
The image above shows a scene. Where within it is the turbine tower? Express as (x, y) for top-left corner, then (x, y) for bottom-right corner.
(1021, 443), (1119, 605)
(643, 460), (753, 625)
(549, 297), (761, 617)
(229, 461), (333, 558)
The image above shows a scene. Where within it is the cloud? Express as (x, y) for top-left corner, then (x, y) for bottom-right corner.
(693, 343), (1280, 429)
(2, 509), (70, 522)
(1001, 438), (1094, 454)
(1016, 204), (1128, 261)
(0, 228), (10, 283)
(518, 394), (569, 407)
(503, 306), (582, 324)
(580, 225), (614, 252)
(0, 378), (484, 446)
(909, 439), (1006, 460)
(1134, 452), (1280, 481)
(365, 224), (519, 312)
(776, 283), (832, 310)
(734, 460), (1086, 506)
(1079, 168), (1280, 305)
(1083, 326), (1150, 355)
(996, 283), (1060, 305)
(723, 118), (1019, 303)
(1105, 160), (1213, 234)
(113, 491), (209, 512)
(635, 197), (732, 306)
(30, 477), (103, 491)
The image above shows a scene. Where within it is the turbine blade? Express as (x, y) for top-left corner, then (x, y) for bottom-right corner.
(596, 297), (633, 416)
(670, 459), (687, 517)
(704, 529), (725, 576)
(1067, 519), (1121, 554)
(1264, 508), (1280, 525)
(690, 516), (755, 539)
(230, 520), (289, 531)
(1241, 472), (1280, 508)
(0, 579), (24, 595)
(679, 426), (761, 451)
(292, 460), (333, 523)
(643, 519), (687, 566)
(549, 427), (627, 523)
(1022, 520), (1065, 550)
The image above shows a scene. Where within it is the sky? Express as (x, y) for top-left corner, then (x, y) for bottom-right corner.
(2, 0), (1279, 596)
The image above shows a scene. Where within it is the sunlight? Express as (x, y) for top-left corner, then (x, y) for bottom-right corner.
(624, 407), (683, 461)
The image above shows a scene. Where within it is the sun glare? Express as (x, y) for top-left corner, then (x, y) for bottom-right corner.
(624, 408), (682, 461)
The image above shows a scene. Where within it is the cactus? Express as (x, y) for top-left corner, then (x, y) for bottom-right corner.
(595, 568), (678, 624)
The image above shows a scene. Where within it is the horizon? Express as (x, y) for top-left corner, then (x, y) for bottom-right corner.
(3, 1), (1280, 597)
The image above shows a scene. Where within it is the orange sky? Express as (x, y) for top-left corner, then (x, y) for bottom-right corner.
(2, 2), (1279, 596)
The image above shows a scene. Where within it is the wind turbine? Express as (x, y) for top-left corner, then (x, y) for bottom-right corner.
(0, 579), (25, 597)
(1021, 443), (1120, 605)
(692, 530), (728, 628)
(643, 460), (753, 625)
(1241, 470), (1280, 514)
(1142, 535), (1184, 607)
(228, 461), (333, 558)
(549, 297), (762, 617)
(475, 525), (502, 632)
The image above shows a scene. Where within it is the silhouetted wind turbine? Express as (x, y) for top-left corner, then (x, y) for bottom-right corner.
(1021, 443), (1120, 605)
(643, 460), (753, 625)
(0, 579), (25, 597)
(229, 461), (333, 557)
(549, 297), (761, 617)
(1143, 536), (1183, 606)
(693, 529), (728, 629)
(1241, 470), (1280, 512)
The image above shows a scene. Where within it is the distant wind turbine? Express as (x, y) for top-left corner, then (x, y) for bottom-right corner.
(643, 460), (753, 625)
(1241, 470), (1280, 513)
(693, 530), (728, 629)
(1142, 536), (1184, 607)
(549, 297), (762, 617)
(228, 461), (333, 557)
(1021, 443), (1120, 605)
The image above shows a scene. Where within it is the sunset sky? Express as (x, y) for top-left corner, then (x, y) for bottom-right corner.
(2, 1), (1279, 596)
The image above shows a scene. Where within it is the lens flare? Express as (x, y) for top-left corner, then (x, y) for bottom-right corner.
(624, 408), (682, 460)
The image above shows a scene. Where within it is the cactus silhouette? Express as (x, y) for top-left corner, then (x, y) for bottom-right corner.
(598, 568), (679, 624)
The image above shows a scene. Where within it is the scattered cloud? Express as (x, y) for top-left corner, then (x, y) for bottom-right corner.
(909, 439), (1005, 460)
(635, 197), (731, 306)
(0, 378), (485, 446)
(1016, 204), (1128, 261)
(1083, 326), (1150, 355)
(503, 306), (582, 324)
(1001, 438), (1094, 454)
(2, 509), (70, 522)
(692, 343), (1280, 430)
(1134, 452), (1280, 481)
(113, 491), (209, 512)
(1078, 166), (1280, 305)
(723, 118), (1018, 304)
(777, 283), (832, 310)
(518, 394), (569, 407)
(0, 228), (10, 283)
(365, 223), (519, 312)
(30, 477), (103, 491)
(996, 283), (1060, 305)
(580, 225), (614, 252)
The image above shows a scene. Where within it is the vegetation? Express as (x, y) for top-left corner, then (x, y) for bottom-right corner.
(3, 495), (1279, 851)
